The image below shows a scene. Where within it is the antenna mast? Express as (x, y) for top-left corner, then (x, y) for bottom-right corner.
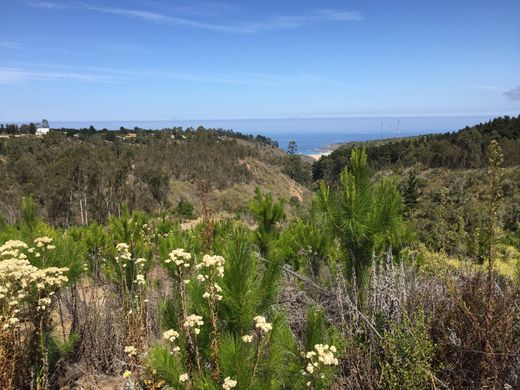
(397, 119), (400, 138)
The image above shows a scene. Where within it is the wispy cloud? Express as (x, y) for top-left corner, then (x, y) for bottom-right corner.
(0, 63), (347, 87)
(21, 1), (363, 33)
(0, 40), (21, 49)
(0, 67), (132, 84)
(503, 86), (520, 101)
(22, 0), (67, 9)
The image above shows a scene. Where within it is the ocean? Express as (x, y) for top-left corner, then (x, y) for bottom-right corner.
(50, 115), (498, 155)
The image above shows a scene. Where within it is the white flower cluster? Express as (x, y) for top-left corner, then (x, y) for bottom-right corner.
(179, 373), (189, 383)
(124, 345), (138, 357)
(0, 241), (68, 330)
(303, 344), (339, 379)
(184, 314), (204, 335)
(34, 236), (55, 250)
(0, 240), (28, 252)
(254, 315), (273, 334)
(241, 334), (253, 343)
(134, 274), (146, 286)
(196, 254), (225, 301)
(165, 248), (192, 267)
(115, 243), (132, 261)
(196, 254), (225, 276)
(37, 297), (52, 311)
(0, 240), (29, 260)
(222, 376), (237, 390)
(162, 328), (179, 343)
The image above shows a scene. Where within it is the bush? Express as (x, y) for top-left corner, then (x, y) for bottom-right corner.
(380, 312), (435, 390)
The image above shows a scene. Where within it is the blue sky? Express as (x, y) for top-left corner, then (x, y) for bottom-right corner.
(0, 0), (519, 122)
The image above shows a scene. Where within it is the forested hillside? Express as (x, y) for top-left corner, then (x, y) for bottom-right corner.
(0, 128), (310, 225)
(312, 115), (520, 260)
(313, 115), (520, 182)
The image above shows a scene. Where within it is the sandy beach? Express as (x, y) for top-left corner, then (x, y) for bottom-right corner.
(307, 151), (332, 160)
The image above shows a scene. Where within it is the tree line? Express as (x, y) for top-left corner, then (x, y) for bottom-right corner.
(313, 115), (520, 183)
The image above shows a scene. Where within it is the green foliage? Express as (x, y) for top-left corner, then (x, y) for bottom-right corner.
(275, 218), (338, 275)
(304, 308), (328, 353)
(249, 188), (286, 254)
(218, 225), (263, 333)
(401, 170), (420, 217)
(0, 127), (287, 226)
(174, 197), (195, 219)
(316, 148), (407, 298)
(20, 195), (39, 234)
(380, 312), (435, 390)
(148, 345), (183, 386)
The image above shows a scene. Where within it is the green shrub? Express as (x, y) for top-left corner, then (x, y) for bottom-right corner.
(380, 312), (434, 390)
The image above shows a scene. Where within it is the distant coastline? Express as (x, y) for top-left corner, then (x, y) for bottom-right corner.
(9, 114), (500, 158)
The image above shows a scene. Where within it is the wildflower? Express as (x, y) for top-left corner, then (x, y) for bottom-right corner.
(37, 297), (52, 311)
(135, 274), (146, 285)
(124, 345), (138, 357)
(222, 377), (237, 389)
(135, 258), (147, 264)
(123, 370), (132, 379)
(253, 315), (273, 334)
(306, 351), (316, 359)
(0, 240), (28, 253)
(242, 335), (253, 343)
(9, 317), (19, 325)
(197, 254), (225, 269)
(202, 292), (211, 299)
(116, 243), (132, 261)
(162, 329), (180, 343)
(179, 373), (189, 382)
(184, 314), (204, 334)
(34, 236), (53, 248)
(168, 249), (192, 268)
(314, 344), (339, 365)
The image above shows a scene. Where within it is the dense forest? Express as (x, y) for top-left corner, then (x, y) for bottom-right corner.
(1, 116), (520, 389)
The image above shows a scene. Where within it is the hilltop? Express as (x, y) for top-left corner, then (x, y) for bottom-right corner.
(0, 127), (312, 225)
(313, 115), (520, 183)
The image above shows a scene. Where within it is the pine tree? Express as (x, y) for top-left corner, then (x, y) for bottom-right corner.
(316, 148), (405, 304)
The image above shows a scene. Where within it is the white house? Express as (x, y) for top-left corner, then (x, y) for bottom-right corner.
(36, 127), (49, 135)
(36, 119), (49, 135)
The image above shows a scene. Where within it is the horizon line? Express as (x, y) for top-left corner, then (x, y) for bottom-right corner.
(3, 112), (518, 124)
